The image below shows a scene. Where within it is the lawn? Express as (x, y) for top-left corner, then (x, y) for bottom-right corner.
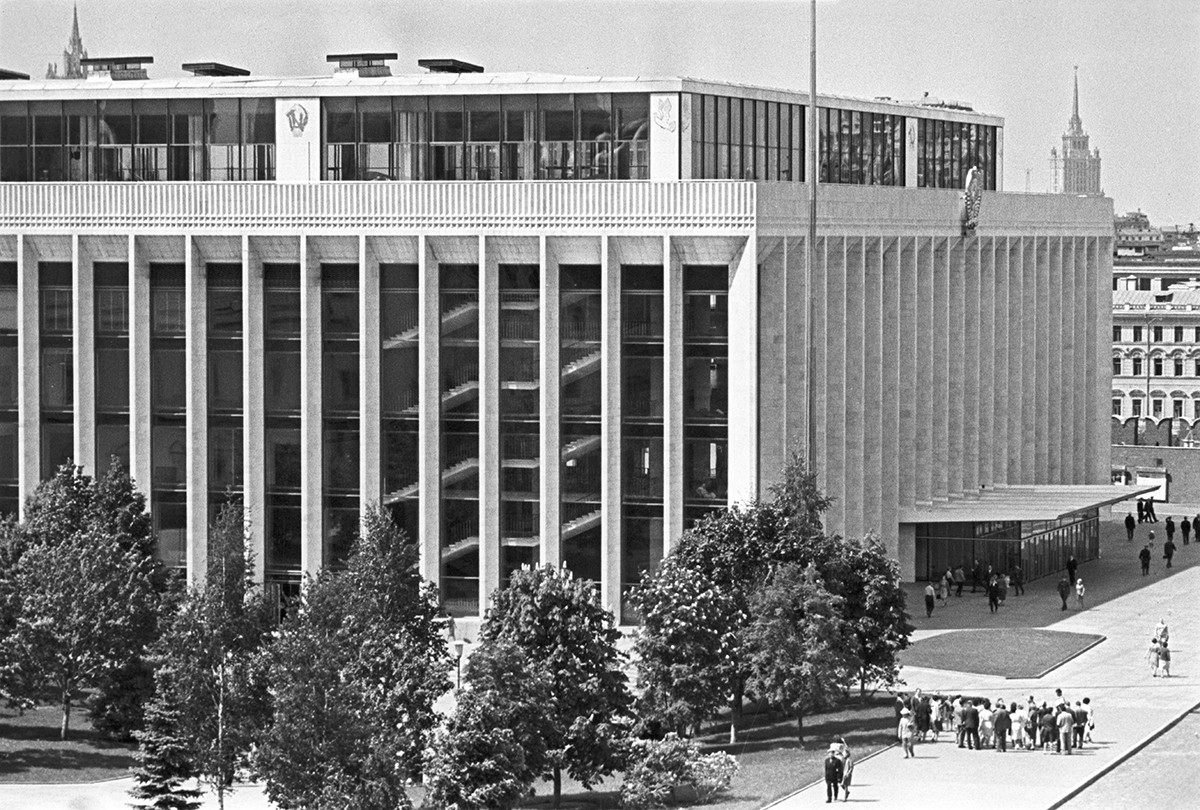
(516, 696), (897, 810)
(0, 701), (137, 783)
(899, 628), (1105, 678)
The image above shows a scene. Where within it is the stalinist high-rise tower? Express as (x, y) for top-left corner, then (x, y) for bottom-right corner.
(1051, 67), (1103, 196)
(45, 3), (88, 79)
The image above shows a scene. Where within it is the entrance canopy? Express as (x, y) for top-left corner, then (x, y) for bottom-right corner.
(898, 484), (1160, 523)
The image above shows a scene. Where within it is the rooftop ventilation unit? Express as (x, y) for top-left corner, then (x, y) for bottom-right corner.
(81, 56), (153, 80)
(0, 68), (30, 81)
(418, 58), (484, 74)
(326, 52), (396, 78)
(182, 62), (250, 77)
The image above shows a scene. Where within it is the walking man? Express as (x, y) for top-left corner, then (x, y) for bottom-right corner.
(953, 564), (965, 597)
(1147, 498), (1158, 522)
(1182, 516), (1191, 546)
(1140, 544), (1152, 576)
(1012, 563), (1024, 596)
(824, 745), (844, 802)
(1166, 516), (1176, 545)
(1057, 575), (1071, 610)
(924, 582), (936, 618)
(1125, 511), (1136, 542)
(963, 700), (980, 751)
(993, 702), (1011, 752)
(1066, 554), (1078, 585)
(1057, 703), (1074, 755)
(971, 559), (982, 593)
(1137, 498), (1145, 523)
(1164, 537), (1176, 568)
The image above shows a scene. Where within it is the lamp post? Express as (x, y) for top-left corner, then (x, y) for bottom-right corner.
(452, 639), (465, 690)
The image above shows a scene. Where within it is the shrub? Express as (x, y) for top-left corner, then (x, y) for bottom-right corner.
(621, 734), (739, 809)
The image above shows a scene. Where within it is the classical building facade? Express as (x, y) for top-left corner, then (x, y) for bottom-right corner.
(0, 55), (1127, 618)
(1051, 68), (1102, 197)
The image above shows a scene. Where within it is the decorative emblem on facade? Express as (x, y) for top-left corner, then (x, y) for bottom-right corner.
(963, 166), (983, 235)
(652, 97), (676, 132)
(286, 103), (309, 137)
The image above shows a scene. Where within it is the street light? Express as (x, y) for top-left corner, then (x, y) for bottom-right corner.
(452, 639), (466, 690)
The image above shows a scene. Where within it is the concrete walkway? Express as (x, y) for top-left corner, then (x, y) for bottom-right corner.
(771, 554), (1200, 808)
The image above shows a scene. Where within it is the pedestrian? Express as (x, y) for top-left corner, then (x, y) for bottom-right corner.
(1137, 498), (1145, 524)
(953, 564), (965, 597)
(1066, 554), (1078, 585)
(971, 559), (982, 593)
(1154, 619), (1169, 645)
(916, 691), (932, 742)
(987, 576), (1000, 614)
(1012, 562), (1024, 596)
(1147, 498), (1158, 522)
(1148, 637), (1161, 676)
(1164, 538), (1176, 568)
(1057, 575), (1071, 610)
(954, 695), (967, 747)
(824, 744), (844, 802)
(898, 707), (916, 758)
(924, 582), (936, 618)
(1082, 697), (1094, 743)
(1166, 515), (1176, 544)
(837, 738), (854, 801)
(1012, 701), (1029, 750)
(1140, 544), (1152, 576)
(935, 578), (947, 605)
(1183, 516), (1192, 546)
(1193, 513), (1199, 544)
(999, 572), (1009, 605)
(1057, 703), (1075, 754)
(1159, 641), (1172, 677)
(943, 568), (954, 601)
(1075, 577), (1086, 609)
(1039, 704), (1057, 753)
(992, 700), (1010, 752)
(1125, 511), (1136, 541)
(963, 699), (981, 751)
(1072, 701), (1086, 749)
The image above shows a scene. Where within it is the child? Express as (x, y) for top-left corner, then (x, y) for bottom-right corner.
(898, 707), (916, 758)
(1075, 578), (1086, 609)
(1159, 641), (1171, 677)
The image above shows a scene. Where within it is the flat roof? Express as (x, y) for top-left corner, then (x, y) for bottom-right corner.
(0, 70), (1002, 124)
(898, 484), (1159, 523)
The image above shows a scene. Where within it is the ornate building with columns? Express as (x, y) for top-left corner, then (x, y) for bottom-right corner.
(0, 55), (1131, 620)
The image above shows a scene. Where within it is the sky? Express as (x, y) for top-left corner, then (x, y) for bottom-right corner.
(1, 0), (1197, 225)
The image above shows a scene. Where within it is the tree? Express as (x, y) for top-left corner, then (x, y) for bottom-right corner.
(629, 558), (744, 737)
(631, 502), (790, 743)
(745, 563), (858, 742)
(256, 507), (449, 810)
(1, 462), (162, 739)
(837, 535), (911, 697)
(129, 685), (202, 810)
(481, 565), (631, 809)
(11, 525), (157, 739)
(424, 642), (550, 810)
(134, 500), (273, 810)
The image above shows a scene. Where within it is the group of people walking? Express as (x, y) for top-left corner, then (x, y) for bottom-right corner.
(1148, 618), (1173, 677)
(822, 736), (854, 802)
(923, 560), (1025, 617)
(894, 689), (1094, 757)
(1127, 507), (1193, 575)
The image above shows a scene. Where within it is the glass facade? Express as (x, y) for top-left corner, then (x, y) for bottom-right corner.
(321, 264), (359, 567)
(0, 263), (16, 514)
(0, 98), (274, 181)
(916, 118), (997, 190)
(150, 264), (186, 568)
(439, 264), (480, 617)
(620, 264), (665, 623)
(682, 266), (728, 526)
(499, 265), (540, 584)
(39, 262), (73, 480)
(914, 511), (1100, 583)
(207, 264), (243, 528)
(263, 264), (301, 583)
(690, 93), (804, 181)
(560, 264), (603, 582)
(323, 94), (649, 181)
(380, 263), (420, 538)
(818, 107), (906, 186)
(94, 262), (129, 475)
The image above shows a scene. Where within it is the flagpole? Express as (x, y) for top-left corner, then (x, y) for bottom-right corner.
(806, 0), (818, 473)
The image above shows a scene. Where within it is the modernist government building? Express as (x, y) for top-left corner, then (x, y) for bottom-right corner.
(0, 53), (1132, 619)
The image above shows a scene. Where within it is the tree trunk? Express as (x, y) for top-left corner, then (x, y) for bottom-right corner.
(217, 660), (226, 810)
(796, 710), (805, 744)
(553, 765), (562, 809)
(860, 666), (867, 700)
(729, 677), (744, 744)
(59, 684), (71, 741)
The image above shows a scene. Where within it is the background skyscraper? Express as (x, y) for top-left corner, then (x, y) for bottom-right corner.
(1051, 67), (1103, 196)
